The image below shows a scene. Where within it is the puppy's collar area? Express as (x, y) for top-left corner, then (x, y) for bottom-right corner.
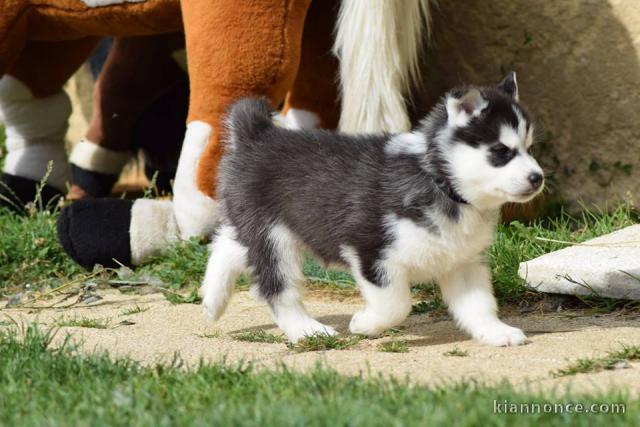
(432, 176), (469, 205)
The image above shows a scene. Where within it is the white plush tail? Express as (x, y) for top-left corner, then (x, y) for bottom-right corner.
(333, 0), (431, 133)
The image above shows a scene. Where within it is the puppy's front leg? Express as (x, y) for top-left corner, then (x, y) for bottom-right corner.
(349, 279), (412, 336)
(438, 262), (527, 346)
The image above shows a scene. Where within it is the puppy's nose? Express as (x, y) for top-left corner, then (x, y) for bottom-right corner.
(528, 172), (544, 188)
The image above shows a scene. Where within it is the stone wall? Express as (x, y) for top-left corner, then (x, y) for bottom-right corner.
(65, 64), (93, 149)
(418, 0), (640, 211)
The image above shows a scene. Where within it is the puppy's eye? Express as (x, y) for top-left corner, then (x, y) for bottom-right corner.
(489, 143), (516, 167)
(490, 143), (511, 156)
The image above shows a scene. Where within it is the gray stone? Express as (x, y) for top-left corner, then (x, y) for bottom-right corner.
(519, 225), (640, 300)
(421, 0), (640, 211)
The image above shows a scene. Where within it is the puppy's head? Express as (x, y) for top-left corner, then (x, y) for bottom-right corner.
(443, 73), (544, 209)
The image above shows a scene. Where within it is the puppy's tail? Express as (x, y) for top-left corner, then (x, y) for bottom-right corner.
(225, 98), (274, 149)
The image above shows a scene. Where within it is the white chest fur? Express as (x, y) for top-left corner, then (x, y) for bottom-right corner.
(382, 208), (498, 283)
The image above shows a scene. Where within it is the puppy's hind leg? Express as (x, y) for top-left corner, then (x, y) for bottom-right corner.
(201, 226), (248, 321)
(259, 225), (337, 343)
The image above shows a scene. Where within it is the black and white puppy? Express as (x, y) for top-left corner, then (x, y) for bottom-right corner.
(201, 73), (544, 346)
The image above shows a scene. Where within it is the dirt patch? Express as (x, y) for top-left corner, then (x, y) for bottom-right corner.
(3, 289), (640, 395)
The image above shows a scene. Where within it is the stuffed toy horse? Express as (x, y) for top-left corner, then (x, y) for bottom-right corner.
(0, 0), (430, 268)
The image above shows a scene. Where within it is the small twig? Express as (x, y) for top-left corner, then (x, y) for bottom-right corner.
(535, 236), (640, 248)
(156, 287), (184, 296)
(108, 280), (150, 287)
(306, 276), (355, 286)
(16, 270), (104, 308)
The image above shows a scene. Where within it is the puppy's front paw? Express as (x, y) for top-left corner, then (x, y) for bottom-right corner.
(286, 321), (338, 344)
(349, 310), (386, 336)
(475, 323), (527, 347)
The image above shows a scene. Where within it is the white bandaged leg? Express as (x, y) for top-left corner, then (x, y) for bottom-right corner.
(172, 121), (219, 239)
(0, 75), (70, 191)
(69, 139), (129, 176)
(129, 199), (180, 265)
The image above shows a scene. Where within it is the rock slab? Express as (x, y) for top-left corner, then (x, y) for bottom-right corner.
(519, 225), (640, 300)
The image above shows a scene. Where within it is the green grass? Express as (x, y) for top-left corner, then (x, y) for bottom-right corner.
(56, 316), (111, 329)
(552, 345), (640, 378)
(490, 203), (638, 303)
(232, 329), (287, 344)
(444, 347), (470, 357)
(410, 282), (448, 316)
(382, 327), (405, 337)
(134, 237), (209, 292)
(0, 324), (637, 426)
(303, 255), (357, 293)
(0, 210), (85, 296)
(196, 330), (223, 339)
(288, 334), (364, 352)
(162, 286), (202, 304)
(0, 194), (638, 312)
(378, 340), (410, 353)
(411, 297), (446, 315)
(119, 305), (149, 316)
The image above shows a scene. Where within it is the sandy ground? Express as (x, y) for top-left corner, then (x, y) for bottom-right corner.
(3, 289), (640, 396)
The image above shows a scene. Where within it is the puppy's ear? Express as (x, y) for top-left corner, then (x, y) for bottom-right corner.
(497, 72), (519, 101)
(446, 88), (487, 126)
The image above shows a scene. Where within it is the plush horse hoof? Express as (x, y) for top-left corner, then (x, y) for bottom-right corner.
(0, 173), (63, 213)
(70, 164), (118, 198)
(57, 198), (133, 269)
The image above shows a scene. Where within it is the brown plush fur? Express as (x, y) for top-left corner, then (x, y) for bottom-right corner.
(8, 38), (100, 98)
(182, 0), (311, 198)
(0, 1), (182, 78)
(282, 0), (340, 129)
(85, 33), (186, 151)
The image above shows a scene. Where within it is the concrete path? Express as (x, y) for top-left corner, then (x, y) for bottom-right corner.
(5, 291), (640, 395)
(3, 289), (640, 396)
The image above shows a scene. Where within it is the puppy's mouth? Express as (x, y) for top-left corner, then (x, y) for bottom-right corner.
(511, 188), (542, 202)
(488, 185), (545, 205)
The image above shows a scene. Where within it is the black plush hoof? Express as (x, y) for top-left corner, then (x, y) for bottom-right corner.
(57, 198), (134, 269)
(0, 173), (63, 213)
(71, 164), (118, 198)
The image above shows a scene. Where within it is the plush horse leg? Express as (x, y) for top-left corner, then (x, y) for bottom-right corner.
(282, 0), (341, 130)
(57, 79), (188, 269)
(0, 38), (98, 211)
(174, 0), (311, 238)
(68, 34), (187, 199)
(58, 0), (311, 268)
(134, 76), (189, 196)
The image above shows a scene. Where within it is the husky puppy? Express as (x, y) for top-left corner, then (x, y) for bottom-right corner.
(201, 73), (544, 346)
